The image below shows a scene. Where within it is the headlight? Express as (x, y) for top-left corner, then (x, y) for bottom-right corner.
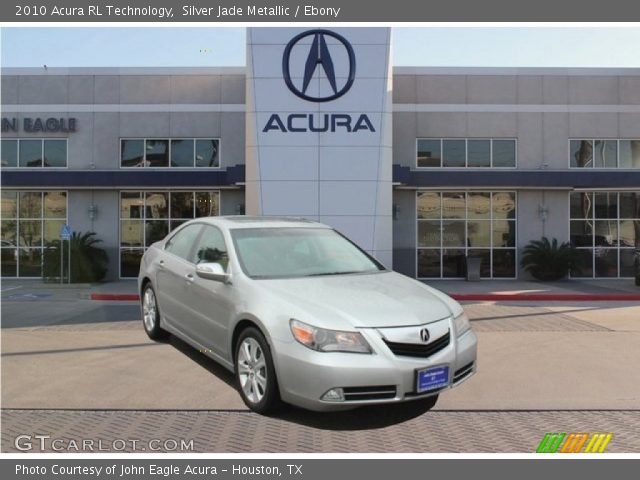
(453, 311), (471, 336)
(290, 319), (372, 353)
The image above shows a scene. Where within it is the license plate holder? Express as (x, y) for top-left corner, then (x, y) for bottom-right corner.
(416, 365), (449, 393)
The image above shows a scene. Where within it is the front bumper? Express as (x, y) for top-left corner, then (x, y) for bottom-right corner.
(272, 320), (478, 411)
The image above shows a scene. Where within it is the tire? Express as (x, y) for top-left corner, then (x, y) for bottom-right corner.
(635, 275), (640, 287)
(141, 283), (168, 341)
(235, 327), (281, 414)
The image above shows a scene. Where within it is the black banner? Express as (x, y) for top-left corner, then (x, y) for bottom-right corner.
(3, 0), (640, 22)
(3, 459), (639, 480)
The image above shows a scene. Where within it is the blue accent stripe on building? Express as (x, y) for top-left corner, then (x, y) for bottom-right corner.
(0, 165), (246, 188)
(393, 165), (640, 189)
(2, 165), (639, 189)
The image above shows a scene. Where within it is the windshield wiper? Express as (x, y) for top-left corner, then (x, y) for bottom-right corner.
(305, 270), (364, 277)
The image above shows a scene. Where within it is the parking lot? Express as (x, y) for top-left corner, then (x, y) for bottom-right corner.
(1, 281), (639, 452)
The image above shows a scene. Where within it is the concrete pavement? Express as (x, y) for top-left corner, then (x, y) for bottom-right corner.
(2, 280), (639, 452)
(2, 301), (639, 411)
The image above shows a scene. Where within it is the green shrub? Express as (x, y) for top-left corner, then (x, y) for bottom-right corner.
(520, 237), (580, 281)
(43, 231), (108, 283)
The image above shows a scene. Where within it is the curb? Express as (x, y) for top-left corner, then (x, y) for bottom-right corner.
(90, 293), (140, 301)
(90, 292), (640, 302)
(449, 293), (640, 302)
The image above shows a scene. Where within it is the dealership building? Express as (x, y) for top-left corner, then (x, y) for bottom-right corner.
(1, 27), (639, 281)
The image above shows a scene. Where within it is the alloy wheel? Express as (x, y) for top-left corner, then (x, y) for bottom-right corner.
(237, 337), (268, 404)
(142, 288), (157, 332)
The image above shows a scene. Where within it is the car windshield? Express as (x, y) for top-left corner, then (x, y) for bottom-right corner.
(231, 227), (385, 279)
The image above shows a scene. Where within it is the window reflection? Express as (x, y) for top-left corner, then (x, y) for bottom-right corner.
(121, 138), (220, 168)
(119, 191), (221, 278)
(19, 140), (43, 167)
(195, 139), (220, 168)
(619, 140), (640, 168)
(417, 192), (441, 219)
(570, 140), (593, 168)
(43, 140), (67, 167)
(145, 140), (169, 167)
(417, 138), (516, 168)
(442, 140), (465, 167)
(570, 191), (640, 277)
(1, 140), (18, 167)
(572, 139), (640, 168)
(121, 140), (145, 168)
(0, 190), (67, 278)
(417, 139), (441, 167)
(492, 140), (516, 168)
(416, 191), (517, 278)
(171, 139), (195, 167)
(467, 140), (490, 167)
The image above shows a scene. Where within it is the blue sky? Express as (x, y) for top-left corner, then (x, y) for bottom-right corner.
(2, 27), (640, 68)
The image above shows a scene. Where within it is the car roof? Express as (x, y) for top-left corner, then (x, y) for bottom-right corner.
(196, 216), (331, 230)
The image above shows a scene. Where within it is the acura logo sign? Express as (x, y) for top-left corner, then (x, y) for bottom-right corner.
(282, 29), (356, 102)
(420, 328), (430, 343)
(263, 29), (374, 133)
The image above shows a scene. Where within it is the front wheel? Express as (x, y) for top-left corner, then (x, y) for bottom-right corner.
(235, 327), (281, 414)
(141, 284), (168, 341)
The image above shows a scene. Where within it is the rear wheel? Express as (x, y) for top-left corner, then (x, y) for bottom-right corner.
(235, 327), (281, 414)
(141, 284), (168, 341)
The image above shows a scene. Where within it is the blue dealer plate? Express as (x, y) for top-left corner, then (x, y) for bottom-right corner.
(416, 365), (449, 393)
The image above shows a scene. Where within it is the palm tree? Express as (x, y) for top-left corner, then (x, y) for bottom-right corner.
(521, 237), (581, 281)
(43, 231), (108, 282)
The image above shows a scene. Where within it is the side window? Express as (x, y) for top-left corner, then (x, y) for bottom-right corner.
(191, 225), (229, 270)
(164, 224), (202, 261)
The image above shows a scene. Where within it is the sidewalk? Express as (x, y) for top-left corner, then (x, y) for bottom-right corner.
(431, 278), (640, 300)
(3, 277), (639, 301)
(1, 278), (137, 301)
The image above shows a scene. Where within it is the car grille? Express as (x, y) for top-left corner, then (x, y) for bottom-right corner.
(342, 386), (397, 401)
(382, 329), (450, 358)
(453, 362), (475, 383)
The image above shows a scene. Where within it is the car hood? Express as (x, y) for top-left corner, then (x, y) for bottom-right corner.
(254, 271), (459, 329)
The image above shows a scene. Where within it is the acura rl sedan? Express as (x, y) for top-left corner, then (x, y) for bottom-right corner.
(138, 216), (477, 413)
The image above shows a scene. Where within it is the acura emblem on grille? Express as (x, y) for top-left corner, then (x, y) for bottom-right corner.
(420, 328), (430, 343)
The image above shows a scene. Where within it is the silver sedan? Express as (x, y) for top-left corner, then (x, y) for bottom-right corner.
(138, 216), (477, 413)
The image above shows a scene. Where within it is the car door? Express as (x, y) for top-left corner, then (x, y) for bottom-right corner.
(155, 223), (204, 339)
(182, 225), (235, 360)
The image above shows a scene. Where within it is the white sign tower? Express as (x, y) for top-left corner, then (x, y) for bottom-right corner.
(246, 27), (393, 267)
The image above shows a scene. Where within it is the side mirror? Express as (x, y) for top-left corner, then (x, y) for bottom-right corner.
(195, 262), (230, 283)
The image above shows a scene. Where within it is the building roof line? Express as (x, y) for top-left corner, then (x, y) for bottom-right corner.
(4, 66), (640, 76)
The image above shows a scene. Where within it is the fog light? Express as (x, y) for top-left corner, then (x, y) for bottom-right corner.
(321, 388), (345, 402)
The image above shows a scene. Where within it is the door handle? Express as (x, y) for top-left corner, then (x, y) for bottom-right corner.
(185, 273), (194, 283)
(158, 260), (165, 268)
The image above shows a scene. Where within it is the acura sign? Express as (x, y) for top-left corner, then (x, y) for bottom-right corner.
(263, 29), (375, 133)
(282, 29), (356, 102)
(262, 113), (374, 133)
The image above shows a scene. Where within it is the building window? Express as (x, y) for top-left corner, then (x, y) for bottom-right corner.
(119, 190), (221, 278)
(416, 191), (517, 278)
(569, 191), (640, 278)
(417, 139), (516, 168)
(569, 139), (640, 168)
(1, 139), (67, 168)
(121, 138), (220, 168)
(1, 190), (68, 277)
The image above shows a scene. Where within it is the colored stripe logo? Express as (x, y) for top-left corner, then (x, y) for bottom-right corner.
(536, 433), (613, 453)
